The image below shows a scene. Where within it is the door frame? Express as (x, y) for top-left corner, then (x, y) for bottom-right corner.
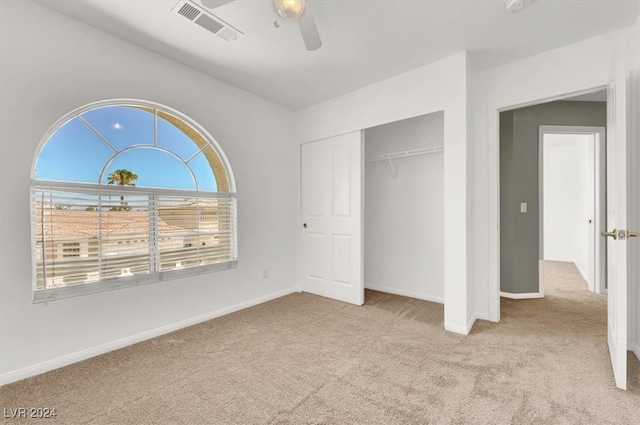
(538, 125), (606, 295)
(488, 84), (608, 322)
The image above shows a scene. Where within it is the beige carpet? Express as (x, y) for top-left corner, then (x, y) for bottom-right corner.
(1, 261), (639, 424)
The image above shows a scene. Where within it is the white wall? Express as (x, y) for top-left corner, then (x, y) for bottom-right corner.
(465, 60), (476, 329)
(364, 113), (444, 303)
(0, 1), (297, 383)
(296, 53), (473, 334)
(543, 134), (594, 283)
(470, 28), (633, 322)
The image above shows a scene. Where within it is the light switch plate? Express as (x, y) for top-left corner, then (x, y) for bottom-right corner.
(520, 202), (527, 213)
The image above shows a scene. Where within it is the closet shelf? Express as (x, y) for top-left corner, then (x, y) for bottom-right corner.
(365, 145), (444, 162)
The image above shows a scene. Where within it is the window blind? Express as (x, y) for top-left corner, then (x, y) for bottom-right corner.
(32, 185), (237, 292)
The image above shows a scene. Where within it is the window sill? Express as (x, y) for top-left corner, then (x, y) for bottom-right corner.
(32, 260), (238, 304)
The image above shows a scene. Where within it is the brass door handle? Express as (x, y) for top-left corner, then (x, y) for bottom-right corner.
(602, 229), (617, 239)
(628, 231), (638, 238)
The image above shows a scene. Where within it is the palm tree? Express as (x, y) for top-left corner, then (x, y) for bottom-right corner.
(107, 169), (138, 211)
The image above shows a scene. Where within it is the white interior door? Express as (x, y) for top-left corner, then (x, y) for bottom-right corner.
(301, 131), (363, 305)
(604, 79), (628, 390)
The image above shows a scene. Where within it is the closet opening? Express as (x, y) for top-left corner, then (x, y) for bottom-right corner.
(363, 111), (445, 309)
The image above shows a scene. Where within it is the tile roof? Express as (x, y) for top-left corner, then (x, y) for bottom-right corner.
(35, 209), (184, 237)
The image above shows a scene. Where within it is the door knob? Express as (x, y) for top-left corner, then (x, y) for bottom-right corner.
(303, 223), (307, 229)
(602, 229), (617, 239)
(628, 231), (638, 238)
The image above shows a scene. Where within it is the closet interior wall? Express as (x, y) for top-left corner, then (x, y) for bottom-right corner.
(364, 112), (444, 303)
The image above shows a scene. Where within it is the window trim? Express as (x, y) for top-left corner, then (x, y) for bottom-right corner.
(31, 99), (238, 303)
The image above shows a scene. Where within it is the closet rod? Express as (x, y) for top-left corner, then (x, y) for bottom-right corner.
(365, 145), (444, 162)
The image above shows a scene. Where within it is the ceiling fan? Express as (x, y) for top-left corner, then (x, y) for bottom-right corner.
(201, 0), (322, 51)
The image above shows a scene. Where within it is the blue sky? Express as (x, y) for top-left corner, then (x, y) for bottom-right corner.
(36, 106), (217, 191)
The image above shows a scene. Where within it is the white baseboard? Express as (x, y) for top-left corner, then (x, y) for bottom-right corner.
(466, 314), (477, 334)
(364, 284), (443, 304)
(444, 321), (467, 335)
(444, 314), (476, 336)
(475, 312), (492, 322)
(500, 291), (544, 299)
(633, 342), (640, 362)
(0, 286), (301, 386)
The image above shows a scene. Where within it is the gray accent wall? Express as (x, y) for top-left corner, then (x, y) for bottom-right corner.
(500, 101), (606, 294)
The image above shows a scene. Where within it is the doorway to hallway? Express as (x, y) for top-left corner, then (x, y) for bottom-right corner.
(499, 97), (607, 300)
(539, 127), (606, 295)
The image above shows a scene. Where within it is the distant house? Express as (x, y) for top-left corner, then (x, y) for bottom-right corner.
(158, 198), (228, 249)
(34, 203), (226, 288)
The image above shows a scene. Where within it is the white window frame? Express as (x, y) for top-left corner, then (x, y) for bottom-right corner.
(31, 99), (237, 303)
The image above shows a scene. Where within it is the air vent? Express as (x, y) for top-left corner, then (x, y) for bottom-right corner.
(217, 26), (240, 41)
(172, 1), (243, 42)
(195, 14), (224, 34)
(177, 2), (201, 21)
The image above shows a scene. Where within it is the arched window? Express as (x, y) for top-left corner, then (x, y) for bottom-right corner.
(31, 100), (237, 302)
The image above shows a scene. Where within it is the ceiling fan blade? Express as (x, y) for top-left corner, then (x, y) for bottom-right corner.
(298, 1), (322, 51)
(201, 0), (235, 9)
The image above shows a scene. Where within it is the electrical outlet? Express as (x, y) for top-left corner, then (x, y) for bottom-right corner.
(520, 202), (527, 213)
(262, 268), (269, 279)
